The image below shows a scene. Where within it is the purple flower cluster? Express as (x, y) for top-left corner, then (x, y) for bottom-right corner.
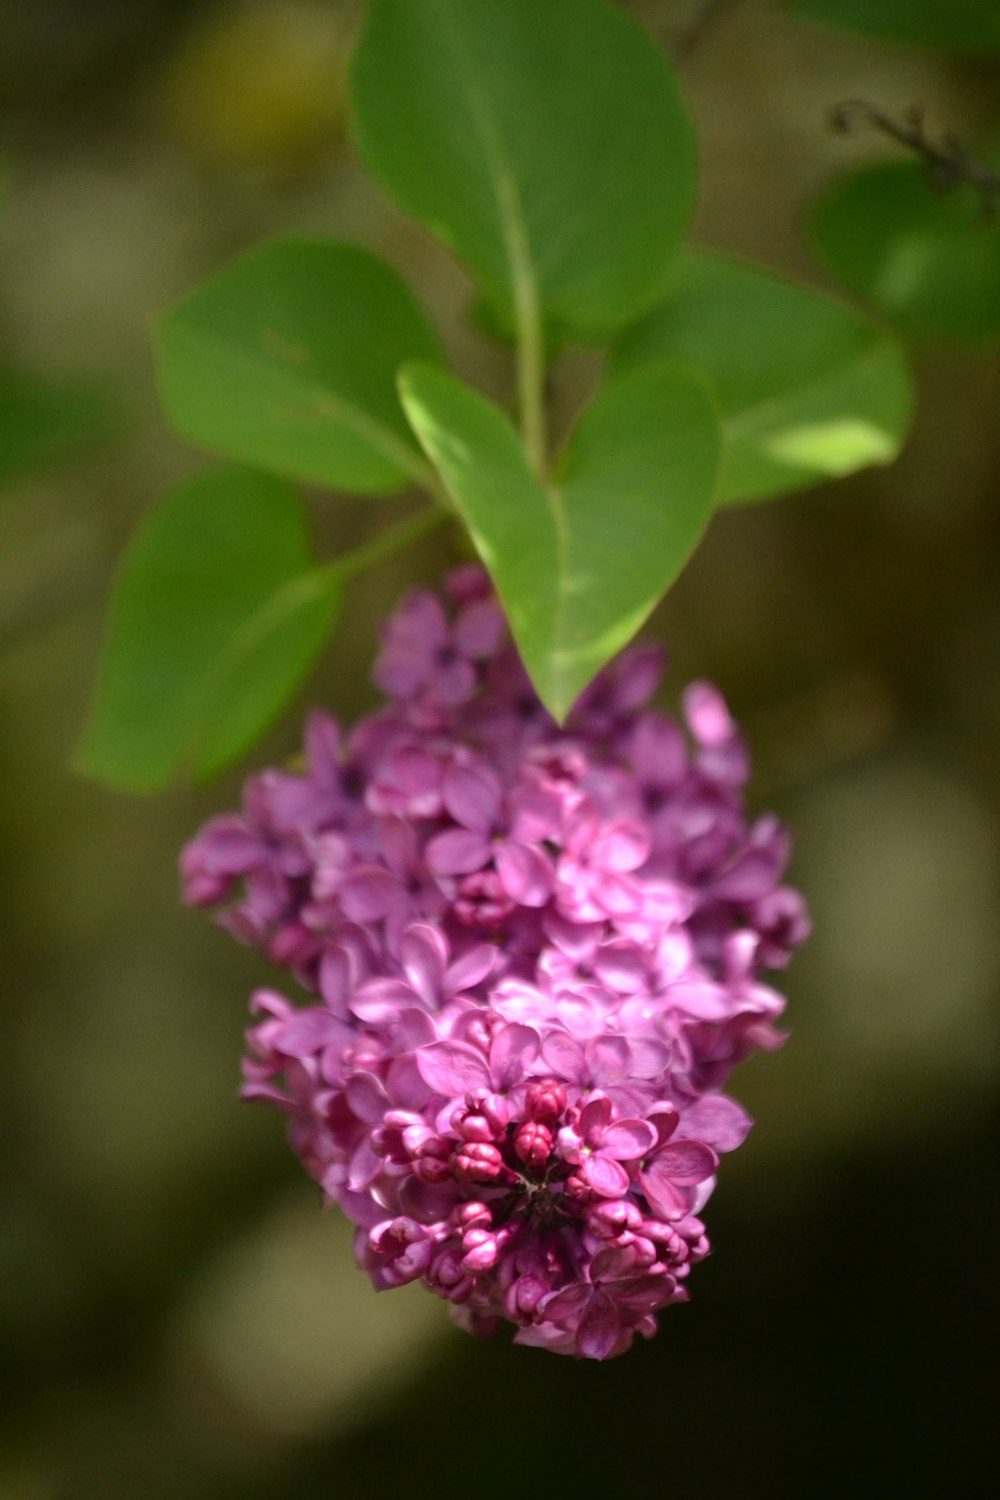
(182, 567), (808, 1359)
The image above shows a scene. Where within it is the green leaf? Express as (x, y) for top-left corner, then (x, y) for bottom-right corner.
(611, 250), (913, 504)
(787, 0), (1000, 54)
(0, 365), (109, 487)
(811, 161), (1000, 345)
(77, 467), (340, 791)
(154, 239), (444, 495)
(351, 0), (695, 340)
(399, 362), (719, 719)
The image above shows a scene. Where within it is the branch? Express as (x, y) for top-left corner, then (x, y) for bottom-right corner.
(829, 99), (1000, 219)
(674, 0), (740, 59)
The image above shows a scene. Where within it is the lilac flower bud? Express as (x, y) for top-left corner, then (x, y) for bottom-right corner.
(514, 1121), (553, 1168)
(454, 870), (515, 927)
(367, 1217), (433, 1286)
(505, 1275), (548, 1318)
(401, 1123), (438, 1157)
(414, 1156), (452, 1185)
(589, 1198), (644, 1239)
(463, 1016), (495, 1053)
(630, 1236), (658, 1267)
(461, 1229), (500, 1274)
(430, 1248), (473, 1302)
(452, 1090), (509, 1142)
(454, 1111), (494, 1143)
(452, 1201), (492, 1232)
(565, 1172), (591, 1202)
(467, 1090), (510, 1135)
(453, 1142), (504, 1184)
(410, 1134), (452, 1183)
(525, 1077), (567, 1126)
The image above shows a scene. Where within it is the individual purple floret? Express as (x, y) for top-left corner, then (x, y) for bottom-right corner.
(181, 567), (809, 1359)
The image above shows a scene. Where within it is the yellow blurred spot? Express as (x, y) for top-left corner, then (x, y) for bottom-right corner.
(154, 1), (354, 165)
(166, 1190), (450, 1445)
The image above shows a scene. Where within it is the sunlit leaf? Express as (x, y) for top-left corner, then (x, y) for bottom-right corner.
(612, 250), (913, 503)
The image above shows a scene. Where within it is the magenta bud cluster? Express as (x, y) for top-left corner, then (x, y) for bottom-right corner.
(181, 567), (808, 1359)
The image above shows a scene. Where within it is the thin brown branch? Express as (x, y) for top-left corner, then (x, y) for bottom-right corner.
(829, 99), (1000, 220)
(673, 0), (740, 60)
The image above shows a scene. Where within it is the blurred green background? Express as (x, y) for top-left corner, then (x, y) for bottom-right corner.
(1, 2), (997, 1495)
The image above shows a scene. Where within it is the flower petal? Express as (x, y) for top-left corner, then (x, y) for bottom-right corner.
(273, 1007), (341, 1057)
(679, 1094), (753, 1152)
(638, 1164), (687, 1219)
(541, 1029), (587, 1083)
(577, 1290), (621, 1361)
(399, 924), (448, 1005)
(653, 1140), (718, 1182)
(444, 942), (497, 996)
(345, 1071), (390, 1124)
(602, 1118), (658, 1160)
(443, 763), (502, 833)
(495, 842), (553, 906)
(416, 1040), (492, 1096)
(585, 1034), (632, 1084)
(582, 1153), (630, 1197)
(425, 828), (491, 876)
(598, 821), (651, 873)
(489, 1023), (539, 1090)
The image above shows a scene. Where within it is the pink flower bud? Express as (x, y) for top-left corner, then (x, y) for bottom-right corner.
(401, 1124), (438, 1157)
(514, 1120), (552, 1168)
(463, 1016), (494, 1052)
(430, 1249), (473, 1302)
(466, 1090), (510, 1134)
(590, 1198), (643, 1238)
(525, 1077), (567, 1125)
(565, 1171), (591, 1201)
(454, 1111), (494, 1143)
(453, 1142), (504, 1183)
(414, 1156), (452, 1184)
(631, 1235), (658, 1267)
(505, 1274), (548, 1317)
(461, 1229), (499, 1274)
(452, 1200), (493, 1232)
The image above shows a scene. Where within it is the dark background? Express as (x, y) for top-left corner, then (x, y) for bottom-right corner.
(1, 2), (996, 1495)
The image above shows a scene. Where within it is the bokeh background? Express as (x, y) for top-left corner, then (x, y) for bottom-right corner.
(1, 1), (997, 1495)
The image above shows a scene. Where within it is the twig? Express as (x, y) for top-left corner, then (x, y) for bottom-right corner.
(674, 0), (740, 60)
(829, 99), (1000, 220)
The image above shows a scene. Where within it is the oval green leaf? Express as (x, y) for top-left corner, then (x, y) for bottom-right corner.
(77, 467), (340, 791)
(351, 0), (695, 339)
(399, 362), (720, 720)
(811, 161), (1000, 345)
(787, 0), (1000, 54)
(612, 250), (913, 504)
(154, 239), (444, 495)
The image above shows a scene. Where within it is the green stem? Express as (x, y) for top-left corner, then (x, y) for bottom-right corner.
(509, 223), (547, 478)
(333, 504), (449, 582)
(517, 306), (546, 479)
(490, 157), (547, 477)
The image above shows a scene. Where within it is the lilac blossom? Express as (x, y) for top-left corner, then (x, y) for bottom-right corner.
(182, 568), (808, 1359)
